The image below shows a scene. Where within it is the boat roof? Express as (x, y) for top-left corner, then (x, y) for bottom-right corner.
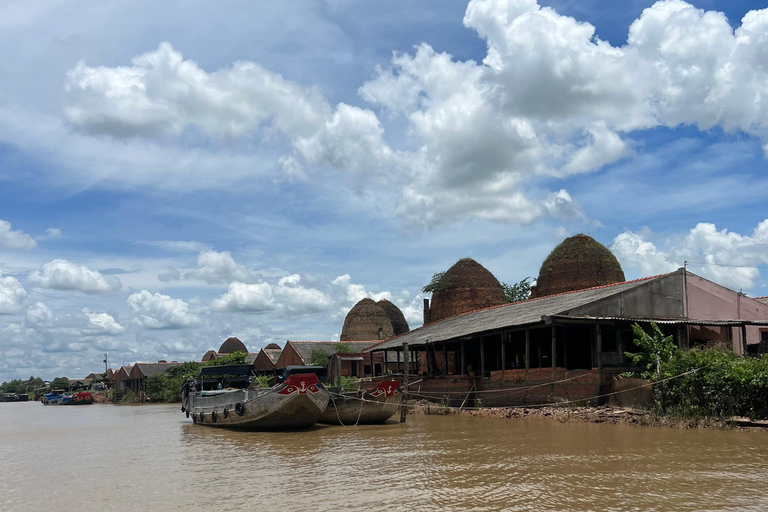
(197, 364), (253, 377)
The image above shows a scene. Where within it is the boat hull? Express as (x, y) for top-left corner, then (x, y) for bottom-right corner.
(186, 373), (329, 430)
(320, 380), (402, 425)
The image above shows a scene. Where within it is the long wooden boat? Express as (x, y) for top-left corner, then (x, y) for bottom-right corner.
(181, 365), (329, 430)
(319, 380), (401, 425)
(63, 392), (94, 405)
(42, 391), (65, 405)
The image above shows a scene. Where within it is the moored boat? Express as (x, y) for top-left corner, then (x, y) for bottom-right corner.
(62, 392), (94, 405)
(181, 364), (330, 430)
(320, 380), (401, 425)
(42, 391), (66, 405)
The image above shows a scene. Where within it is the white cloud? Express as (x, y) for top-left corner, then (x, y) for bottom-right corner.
(212, 275), (332, 315)
(184, 249), (255, 284)
(26, 302), (55, 326)
(0, 272), (28, 314)
(0, 220), (36, 250)
(85, 311), (126, 336)
(64, 42), (392, 182)
(28, 259), (122, 293)
(35, 228), (63, 241)
(158, 266), (181, 282)
(331, 274), (393, 303)
(212, 282), (274, 313)
(273, 274), (333, 314)
(612, 220), (768, 291)
(127, 290), (201, 329)
(359, 0), (768, 226)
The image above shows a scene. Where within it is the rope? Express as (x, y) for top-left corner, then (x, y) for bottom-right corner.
(406, 365), (707, 411)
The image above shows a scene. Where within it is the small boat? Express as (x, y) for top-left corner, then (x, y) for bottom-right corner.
(181, 364), (330, 430)
(62, 392), (94, 405)
(320, 380), (402, 425)
(42, 391), (65, 405)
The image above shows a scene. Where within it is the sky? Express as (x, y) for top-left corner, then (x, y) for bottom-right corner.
(2, 0), (768, 381)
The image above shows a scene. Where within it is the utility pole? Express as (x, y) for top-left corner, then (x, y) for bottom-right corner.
(103, 353), (108, 373)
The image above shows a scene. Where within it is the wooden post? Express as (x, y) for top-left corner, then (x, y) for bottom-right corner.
(443, 344), (448, 376)
(384, 350), (388, 374)
(551, 326), (557, 376)
(401, 342), (409, 423)
(741, 324), (748, 356)
(397, 350), (401, 375)
(370, 352), (375, 377)
(336, 355), (342, 389)
(501, 335), (507, 381)
(525, 329), (530, 381)
(460, 340), (466, 376)
(596, 325), (603, 394)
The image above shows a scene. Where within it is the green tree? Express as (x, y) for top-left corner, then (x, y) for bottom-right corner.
(207, 351), (248, 366)
(310, 349), (330, 367)
(50, 377), (69, 390)
(422, 271), (453, 294)
(335, 342), (353, 354)
(501, 277), (532, 303)
(625, 322), (678, 379)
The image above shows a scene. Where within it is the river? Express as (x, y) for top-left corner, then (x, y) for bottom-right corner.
(1, 402), (766, 511)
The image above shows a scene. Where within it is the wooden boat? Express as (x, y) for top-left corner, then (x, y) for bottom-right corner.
(319, 380), (401, 425)
(42, 391), (65, 405)
(181, 364), (330, 430)
(62, 392), (94, 405)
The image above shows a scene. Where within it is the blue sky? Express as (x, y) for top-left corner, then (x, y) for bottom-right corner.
(2, 0), (768, 381)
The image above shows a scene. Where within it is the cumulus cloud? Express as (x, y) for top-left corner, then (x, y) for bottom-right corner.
(212, 274), (332, 315)
(28, 259), (122, 293)
(612, 220), (768, 291)
(361, 0), (768, 226)
(331, 274), (393, 303)
(0, 219), (36, 250)
(127, 290), (201, 329)
(25, 302), (55, 326)
(59, 2), (768, 228)
(85, 311), (126, 335)
(0, 272), (28, 314)
(184, 250), (255, 284)
(64, 42), (392, 181)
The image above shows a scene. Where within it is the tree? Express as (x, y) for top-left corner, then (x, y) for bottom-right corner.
(335, 343), (353, 354)
(501, 277), (532, 303)
(625, 322), (677, 380)
(310, 349), (330, 367)
(422, 271), (453, 294)
(50, 377), (69, 390)
(207, 351), (248, 366)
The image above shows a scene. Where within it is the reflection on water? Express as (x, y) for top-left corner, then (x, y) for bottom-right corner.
(1, 401), (767, 511)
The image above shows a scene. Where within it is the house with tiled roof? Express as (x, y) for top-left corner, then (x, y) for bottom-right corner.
(252, 343), (283, 375)
(369, 269), (768, 406)
(126, 362), (183, 393)
(276, 341), (386, 377)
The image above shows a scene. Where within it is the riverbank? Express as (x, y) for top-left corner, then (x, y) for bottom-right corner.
(411, 401), (768, 431)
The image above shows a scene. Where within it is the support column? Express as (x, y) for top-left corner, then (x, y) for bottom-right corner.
(461, 340), (466, 376)
(501, 335), (507, 381)
(596, 325), (603, 391)
(443, 344), (448, 376)
(384, 350), (388, 374)
(401, 342), (409, 423)
(370, 352), (375, 377)
(551, 325), (557, 380)
(741, 324), (748, 356)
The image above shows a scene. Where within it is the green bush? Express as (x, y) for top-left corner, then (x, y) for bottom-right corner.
(625, 322), (768, 420)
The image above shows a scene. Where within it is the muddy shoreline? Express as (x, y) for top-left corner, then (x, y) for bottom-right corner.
(410, 401), (768, 431)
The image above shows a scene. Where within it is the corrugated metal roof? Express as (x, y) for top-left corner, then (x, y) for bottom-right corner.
(548, 315), (768, 326)
(368, 274), (667, 351)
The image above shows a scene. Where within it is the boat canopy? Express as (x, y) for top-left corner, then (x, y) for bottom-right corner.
(197, 364), (254, 377)
(283, 365), (327, 381)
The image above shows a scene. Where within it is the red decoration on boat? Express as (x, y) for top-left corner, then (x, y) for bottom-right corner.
(366, 380), (401, 398)
(276, 373), (322, 395)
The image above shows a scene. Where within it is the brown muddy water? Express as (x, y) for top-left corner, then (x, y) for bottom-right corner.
(1, 402), (767, 512)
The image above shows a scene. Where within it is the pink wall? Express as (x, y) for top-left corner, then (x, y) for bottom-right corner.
(686, 272), (768, 354)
